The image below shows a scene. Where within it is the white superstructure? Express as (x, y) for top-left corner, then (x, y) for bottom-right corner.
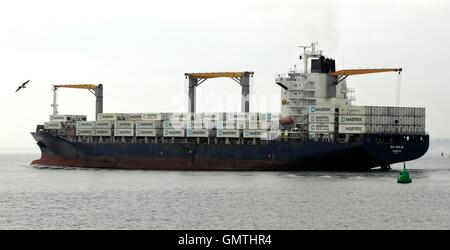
(277, 42), (353, 133)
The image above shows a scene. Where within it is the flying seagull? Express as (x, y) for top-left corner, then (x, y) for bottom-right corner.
(15, 80), (30, 92)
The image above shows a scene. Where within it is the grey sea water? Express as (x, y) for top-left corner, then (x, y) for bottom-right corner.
(0, 152), (449, 229)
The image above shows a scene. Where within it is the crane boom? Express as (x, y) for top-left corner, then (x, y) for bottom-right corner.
(185, 72), (253, 79)
(51, 84), (103, 120)
(329, 68), (402, 77)
(54, 84), (97, 89)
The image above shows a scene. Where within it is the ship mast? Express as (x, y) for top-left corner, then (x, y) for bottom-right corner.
(298, 42), (323, 73)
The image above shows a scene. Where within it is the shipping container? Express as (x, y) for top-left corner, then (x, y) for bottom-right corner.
(308, 105), (336, 114)
(163, 129), (185, 137)
(216, 129), (241, 138)
(235, 113), (248, 121)
(338, 125), (366, 134)
(76, 129), (94, 136)
(226, 113), (237, 121)
(414, 108), (425, 117)
(44, 122), (62, 130)
(186, 129), (211, 138)
(339, 114), (368, 124)
(243, 130), (268, 139)
(339, 115), (366, 124)
(309, 114), (335, 123)
(94, 129), (112, 136)
(94, 121), (113, 129)
(114, 128), (134, 137)
(201, 121), (215, 129)
(339, 106), (368, 115)
(50, 114), (87, 122)
(225, 121), (236, 129)
(248, 120), (258, 130)
(163, 120), (186, 129)
(215, 121), (225, 130)
(248, 113), (259, 121)
(136, 129), (162, 137)
(191, 121), (203, 129)
(115, 121), (134, 129)
(123, 113), (144, 121)
(135, 120), (162, 129)
(76, 121), (95, 129)
(308, 123), (335, 132)
(98, 113), (118, 121)
(142, 113), (166, 121)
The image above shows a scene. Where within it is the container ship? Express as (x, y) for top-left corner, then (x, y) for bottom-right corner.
(31, 43), (429, 170)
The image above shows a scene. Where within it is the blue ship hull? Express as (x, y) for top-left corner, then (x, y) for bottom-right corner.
(31, 132), (429, 170)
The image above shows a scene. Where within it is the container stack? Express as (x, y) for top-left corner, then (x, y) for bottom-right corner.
(307, 105), (338, 140)
(336, 106), (426, 135)
(306, 105), (426, 137)
(71, 112), (281, 140)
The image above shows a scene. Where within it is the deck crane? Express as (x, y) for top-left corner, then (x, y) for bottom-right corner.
(330, 68), (403, 106)
(51, 84), (103, 120)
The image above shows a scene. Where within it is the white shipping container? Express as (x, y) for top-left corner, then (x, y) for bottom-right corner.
(124, 113), (144, 121)
(186, 129), (211, 138)
(136, 120), (162, 129)
(95, 121), (113, 129)
(94, 129), (112, 136)
(225, 121), (235, 129)
(192, 121), (203, 129)
(339, 106), (368, 115)
(308, 105), (336, 114)
(338, 125), (366, 134)
(143, 113), (165, 120)
(243, 130), (268, 139)
(235, 113), (248, 121)
(76, 129), (94, 136)
(236, 120), (246, 130)
(163, 129), (185, 137)
(98, 113), (118, 121)
(248, 113), (259, 121)
(215, 121), (225, 130)
(339, 115), (366, 124)
(308, 123), (335, 132)
(226, 113), (237, 121)
(50, 115), (86, 122)
(309, 114), (335, 123)
(44, 122), (62, 129)
(76, 121), (95, 129)
(136, 129), (161, 137)
(114, 128), (134, 136)
(258, 113), (268, 121)
(216, 129), (241, 138)
(115, 121), (134, 129)
(203, 121), (216, 129)
(248, 121), (258, 130)
(163, 120), (186, 129)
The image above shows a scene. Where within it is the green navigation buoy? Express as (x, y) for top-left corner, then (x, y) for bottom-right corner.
(397, 162), (412, 184)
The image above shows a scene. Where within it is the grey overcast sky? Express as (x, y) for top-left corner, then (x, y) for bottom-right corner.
(1, 0), (449, 151)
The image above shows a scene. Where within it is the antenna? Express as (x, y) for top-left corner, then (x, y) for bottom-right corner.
(298, 42), (322, 73)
